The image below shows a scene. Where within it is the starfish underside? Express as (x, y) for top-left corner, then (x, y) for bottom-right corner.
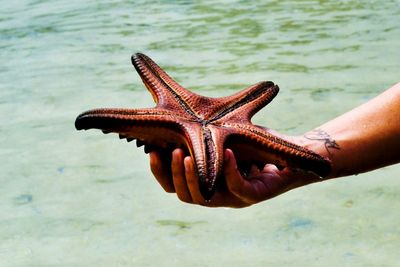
(75, 53), (331, 200)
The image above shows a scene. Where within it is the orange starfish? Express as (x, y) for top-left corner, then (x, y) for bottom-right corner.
(75, 53), (331, 200)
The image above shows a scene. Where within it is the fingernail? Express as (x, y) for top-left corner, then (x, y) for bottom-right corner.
(184, 156), (191, 171)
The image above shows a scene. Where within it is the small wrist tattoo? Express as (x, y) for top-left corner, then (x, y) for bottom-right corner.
(304, 129), (340, 155)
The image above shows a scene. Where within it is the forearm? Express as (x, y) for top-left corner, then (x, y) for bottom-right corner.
(302, 82), (400, 178)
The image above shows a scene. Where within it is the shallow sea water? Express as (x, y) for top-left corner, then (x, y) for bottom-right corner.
(1, 0), (400, 266)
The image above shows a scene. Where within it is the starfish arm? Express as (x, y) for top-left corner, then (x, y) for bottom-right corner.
(209, 81), (279, 123)
(75, 108), (189, 150)
(132, 53), (213, 119)
(181, 123), (226, 200)
(224, 123), (331, 177)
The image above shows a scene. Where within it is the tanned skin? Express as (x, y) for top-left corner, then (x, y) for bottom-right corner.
(149, 83), (400, 208)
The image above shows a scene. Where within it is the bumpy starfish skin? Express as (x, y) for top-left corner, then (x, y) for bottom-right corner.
(75, 53), (331, 200)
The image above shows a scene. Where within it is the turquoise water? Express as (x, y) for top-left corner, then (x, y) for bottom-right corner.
(1, 1), (400, 266)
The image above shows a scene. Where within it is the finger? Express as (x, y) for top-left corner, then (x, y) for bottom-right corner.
(261, 163), (319, 198)
(171, 148), (193, 203)
(257, 165), (305, 199)
(184, 156), (205, 205)
(224, 149), (255, 203)
(225, 149), (277, 204)
(262, 163), (279, 173)
(149, 151), (175, 193)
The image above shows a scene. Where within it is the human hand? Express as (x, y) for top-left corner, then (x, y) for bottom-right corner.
(149, 148), (323, 208)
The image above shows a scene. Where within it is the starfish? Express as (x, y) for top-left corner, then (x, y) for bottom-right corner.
(75, 53), (331, 200)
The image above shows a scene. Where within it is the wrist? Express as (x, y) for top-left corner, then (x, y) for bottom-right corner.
(291, 133), (337, 179)
(271, 130), (341, 179)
